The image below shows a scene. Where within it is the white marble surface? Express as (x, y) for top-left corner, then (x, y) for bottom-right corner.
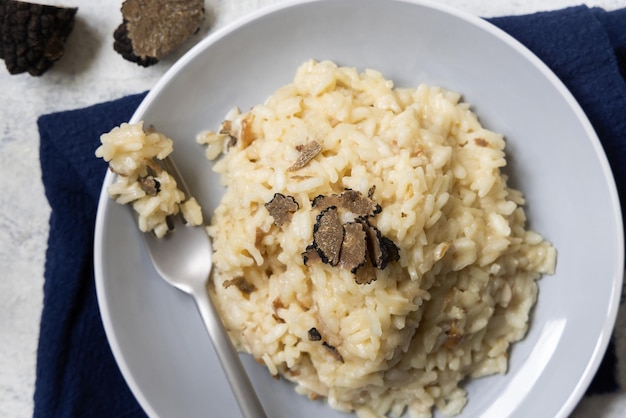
(1, 0), (625, 417)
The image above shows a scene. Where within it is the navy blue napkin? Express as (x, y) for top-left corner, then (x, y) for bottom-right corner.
(36, 92), (148, 418)
(35, 5), (626, 417)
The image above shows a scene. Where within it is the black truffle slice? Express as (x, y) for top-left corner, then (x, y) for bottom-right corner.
(288, 140), (322, 171)
(265, 193), (299, 227)
(354, 257), (377, 285)
(339, 221), (368, 274)
(138, 175), (160, 196)
(379, 235), (400, 267)
(113, 0), (205, 67)
(307, 327), (322, 341)
(322, 341), (344, 362)
(0, 0), (77, 76)
(223, 276), (256, 295)
(313, 206), (343, 266)
(363, 222), (400, 269)
(339, 189), (381, 217)
(313, 189), (381, 218)
(302, 243), (321, 266)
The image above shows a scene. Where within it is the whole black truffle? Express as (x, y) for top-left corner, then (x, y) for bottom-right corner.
(0, 0), (77, 76)
(113, 21), (158, 68)
(113, 0), (205, 67)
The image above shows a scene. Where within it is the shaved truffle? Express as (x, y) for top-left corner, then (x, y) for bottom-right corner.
(138, 175), (160, 196)
(288, 140), (322, 171)
(322, 342), (344, 362)
(339, 222), (368, 273)
(265, 193), (299, 227)
(223, 276), (256, 295)
(379, 236), (400, 267)
(0, 0), (77, 76)
(339, 189), (382, 217)
(354, 258), (377, 285)
(362, 222), (399, 269)
(219, 119), (238, 148)
(313, 206), (344, 266)
(114, 0), (205, 66)
(305, 188), (400, 284)
(313, 189), (380, 218)
(307, 327), (322, 341)
(302, 244), (321, 266)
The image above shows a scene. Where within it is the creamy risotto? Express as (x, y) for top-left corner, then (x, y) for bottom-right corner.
(98, 59), (556, 417)
(197, 60), (556, 417)
(96, 121), (203, 237)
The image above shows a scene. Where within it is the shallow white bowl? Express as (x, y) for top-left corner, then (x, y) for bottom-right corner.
(94, 0), (624, 417)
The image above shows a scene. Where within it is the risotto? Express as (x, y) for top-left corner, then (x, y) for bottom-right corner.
(95, 121), (203, 238)
(197, 60), (556, 417)
(97, 59), (556, 417)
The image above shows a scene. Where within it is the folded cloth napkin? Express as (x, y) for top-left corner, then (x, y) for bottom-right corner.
(35, 5), (626, 417)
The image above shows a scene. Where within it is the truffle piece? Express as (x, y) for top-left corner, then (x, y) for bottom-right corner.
(354, 258), (377, 285)
(313, 189), (381, 218)
(307, 327), (322, 341)
(288, 140), (322, 171)
(339, 222), (368, 273)
(265, 193), (299, 227)
(474, 138), (489, 147)
(363, 222), (400, 269)
(322, 342), (344, 362)
(219, 119), (238, 148)
(339, 189), (381, 217)
(380, 236), (400, 267)
(113, 0), (205, 67)
(0, 0), (77, 76)
(302, 243), (321, 266)
(113, 21), (158, 67)
(313, 206), (344, 266)
(305, 186), (399, 281)
(223, 276), (256, 295)
(138, 175), (161, 196)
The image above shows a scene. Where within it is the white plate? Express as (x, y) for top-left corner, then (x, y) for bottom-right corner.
(94, 0), (624, 417)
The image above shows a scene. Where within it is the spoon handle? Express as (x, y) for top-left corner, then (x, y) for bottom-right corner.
(193, 286), (267, 418)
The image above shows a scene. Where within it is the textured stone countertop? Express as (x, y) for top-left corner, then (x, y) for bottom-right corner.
(1, 0), (625, 417)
